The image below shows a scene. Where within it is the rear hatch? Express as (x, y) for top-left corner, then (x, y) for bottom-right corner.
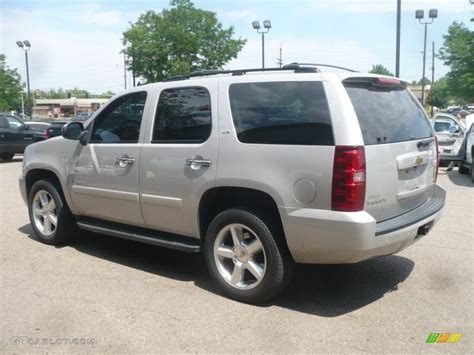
(344, 77), (437, 222)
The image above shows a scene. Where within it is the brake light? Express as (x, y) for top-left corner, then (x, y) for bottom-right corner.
(332, 146), (366, 212)
(374, 77), (401, 86)
(44, 129), (49, 139)
(434, 137), (439, 182)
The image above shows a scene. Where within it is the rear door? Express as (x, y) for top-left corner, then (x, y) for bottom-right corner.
(343, 77), (437, 221)
(139, 83), (218, 237)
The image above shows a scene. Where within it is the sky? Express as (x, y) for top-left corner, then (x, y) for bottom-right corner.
(0, 0), (472, 94)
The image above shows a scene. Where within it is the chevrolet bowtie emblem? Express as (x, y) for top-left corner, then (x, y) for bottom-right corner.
(415, 156), (423, 165)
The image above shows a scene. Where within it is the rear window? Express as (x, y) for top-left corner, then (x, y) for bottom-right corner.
(344, 81), (432, 145)
(229, 81), (333, 145)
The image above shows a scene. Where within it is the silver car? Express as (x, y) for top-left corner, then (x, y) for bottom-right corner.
(19, 65), (446, 302)
(432, 113), (466, 162)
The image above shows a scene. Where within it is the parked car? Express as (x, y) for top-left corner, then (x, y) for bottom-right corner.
(458, 117), (473, 181)
(73, 112), (92, 122)
(432, 113), (466, 163)
(19, 64), (446, 302)
(0, 114), (45, 161)
(45, 121), (68, 139)
(26, 121), (50, 134)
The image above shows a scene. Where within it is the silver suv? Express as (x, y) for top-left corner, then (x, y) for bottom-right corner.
(19, 64), (446, 303)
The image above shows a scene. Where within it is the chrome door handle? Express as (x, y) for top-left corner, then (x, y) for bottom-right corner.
(186, 155), (212, 168)
(115, 155), (135, 167)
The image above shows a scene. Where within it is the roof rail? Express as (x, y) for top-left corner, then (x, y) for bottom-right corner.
(282, 62), (358, 73)
(162, 62), (355, 82)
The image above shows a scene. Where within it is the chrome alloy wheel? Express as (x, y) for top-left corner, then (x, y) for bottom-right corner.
(32, 190), (57, 237)
(213, 223), (267, 290)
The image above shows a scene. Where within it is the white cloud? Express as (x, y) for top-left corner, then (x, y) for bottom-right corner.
(309, 0), (472, 14)
(227, 38), (378, 73)
(217, 9), (260, 23)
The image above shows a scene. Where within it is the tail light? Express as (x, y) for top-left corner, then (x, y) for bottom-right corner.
(332, 146), (366, 212)
(434, 137), (439, 182)
(44, 129), (49, 139)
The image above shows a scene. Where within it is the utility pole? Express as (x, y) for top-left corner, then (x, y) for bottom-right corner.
(431, 41), (435, 116)
(395, 0), (401, 77)
(132, 52), (136, 87)
(252, 20), (271, 69)
(277, 45), (283, 68)
(123, 52), (127, 90)
(20, 93), (25, 117)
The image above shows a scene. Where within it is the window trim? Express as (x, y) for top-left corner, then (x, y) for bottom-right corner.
(89, 91), (148, 144)
(151, 86), (212, 144)
(228, 81), (334, 146)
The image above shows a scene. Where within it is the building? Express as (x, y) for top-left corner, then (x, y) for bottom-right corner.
(408, 85), (431, 105)
(34, 98), (110, 118)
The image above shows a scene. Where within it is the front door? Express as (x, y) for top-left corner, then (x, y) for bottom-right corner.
(139, 84), (218, 237)
(68, 91), (149, 226)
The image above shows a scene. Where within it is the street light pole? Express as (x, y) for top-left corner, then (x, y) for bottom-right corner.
(415, 9), (437, 106)
(16, 40), (32, 118)
(395, 0), (401, 77)
(252, 20), (271, 69)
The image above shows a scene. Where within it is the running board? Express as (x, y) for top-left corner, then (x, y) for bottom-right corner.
(76, 218), (201, 253)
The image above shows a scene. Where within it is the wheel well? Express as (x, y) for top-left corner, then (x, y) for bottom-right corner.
(198, 187), (284, 239)
(25, 169), (62, 197)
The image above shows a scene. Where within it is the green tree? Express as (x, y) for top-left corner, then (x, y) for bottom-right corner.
(122, 0), (246, 82)
(369, 64), (394, 76)
(0, 54), (23, 112)
(426, 77), (450, 109)
(439, 22), (474, 102)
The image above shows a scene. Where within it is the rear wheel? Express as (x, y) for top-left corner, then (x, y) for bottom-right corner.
(204, 209), (294, 303)
(458, 164), (469, 175)
(0, 153), (14, 161)
(28, 180), (76, 245)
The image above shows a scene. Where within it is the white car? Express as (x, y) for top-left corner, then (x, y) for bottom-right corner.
(432, 113), (466, 162)
(459, 115), (474, 181)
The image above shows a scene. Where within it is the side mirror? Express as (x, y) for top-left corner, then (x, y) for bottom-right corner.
(62, 121), (84, 140)
(448, 125), (459, 134)
(78, 130), (89, 146)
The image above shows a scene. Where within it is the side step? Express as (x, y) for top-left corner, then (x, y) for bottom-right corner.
(76, 217), (201, 253)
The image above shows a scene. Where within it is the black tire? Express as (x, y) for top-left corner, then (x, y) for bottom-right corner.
(0, 153), (14, 161)
(458, 164), (469, 175)
(204, 208), (294, 303)
(28, 179), (76, 245)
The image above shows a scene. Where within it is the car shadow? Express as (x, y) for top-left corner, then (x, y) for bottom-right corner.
(0, 157), (23, 164)
(438, 167), (473, 187)
(18, 223), (414, 317)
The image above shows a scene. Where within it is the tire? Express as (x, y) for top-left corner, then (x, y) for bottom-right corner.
(28, 179), (76, 245)
(204, 208), (294, 303)
(458, 164), (469, 175)
(0, 153), (14, 161)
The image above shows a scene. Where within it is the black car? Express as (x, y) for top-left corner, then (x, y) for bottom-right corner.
(45, 121), (69, 139)
(0, 114), (45, 161)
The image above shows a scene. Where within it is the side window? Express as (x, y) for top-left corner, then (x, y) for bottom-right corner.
(0, 117), (9, 129)
(6, 116), (23, 129)
(229, 82), (334, 145)
(152, 87), (211, 143)
(90, 92), (147, 143)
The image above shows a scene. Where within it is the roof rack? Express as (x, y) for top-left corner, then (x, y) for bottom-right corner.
(282, 62), (358, 72)
(163, 62), (356, 82)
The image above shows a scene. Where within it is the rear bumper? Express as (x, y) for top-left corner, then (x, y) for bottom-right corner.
(280, 184), (446, 264)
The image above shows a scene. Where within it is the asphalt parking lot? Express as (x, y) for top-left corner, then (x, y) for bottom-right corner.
(0, 158), (472, 353)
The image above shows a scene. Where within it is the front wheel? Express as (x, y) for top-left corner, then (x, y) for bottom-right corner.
(28, 180), (76, 245)
(204, 209), (294, 303)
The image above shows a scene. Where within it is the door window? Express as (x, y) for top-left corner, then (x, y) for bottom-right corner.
(0, 117), (9, 129)
(90, 92), (147, 143)
(152, 87), (211, 143)
(5, 116), (24, 129)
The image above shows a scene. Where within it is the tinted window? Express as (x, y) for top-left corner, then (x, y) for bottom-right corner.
(91, 92), (147, 143)
(153, 87), (211, 143)
(229, 82), (333, 145)
(6, 116), (23, 129)
(0, 117), (9, 129)
(344, 83), (432, 145)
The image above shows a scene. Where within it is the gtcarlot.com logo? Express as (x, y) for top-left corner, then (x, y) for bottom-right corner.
(426, 333), (462, 344)
(10, 336), (96, 346)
